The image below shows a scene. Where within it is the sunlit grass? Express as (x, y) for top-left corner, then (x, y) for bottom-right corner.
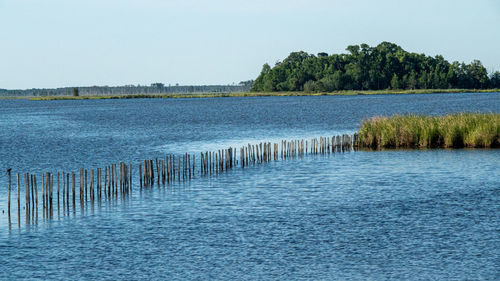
(358, 113), (500, 148)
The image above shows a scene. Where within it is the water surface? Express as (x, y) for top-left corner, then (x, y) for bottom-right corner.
(0, 92), (499, 280)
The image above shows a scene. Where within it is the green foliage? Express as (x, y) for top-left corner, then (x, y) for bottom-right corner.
(358, 113), (500, 148)
(72, 87), (79, 97)
(490, 71), (500, 88)
(251, 42), (496, 92)
(390, 74), (400, 89)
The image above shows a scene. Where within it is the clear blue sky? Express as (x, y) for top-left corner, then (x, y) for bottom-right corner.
(1, 0), (499, 89)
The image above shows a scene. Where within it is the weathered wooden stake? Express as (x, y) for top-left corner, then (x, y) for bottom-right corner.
(34, 175), (38, 222)
(24, 173), (29, 224)
(85, 169), (88, 202)
(17, 173), (20, 227)
(66, 173), (69, 211)
(72, 172), (75, 210)
(8, 169), (11, 224)
(57, 172), (60, 212)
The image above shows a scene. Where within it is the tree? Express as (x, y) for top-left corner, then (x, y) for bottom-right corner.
(73, 87), (79, 97)
(408, 71), (418, 89)
(303, 80), (317, 92)
(346, 45), (360, 56)
(251, 64), (272, 91)
(418, 70), (428, 89)
(239, 80), (254, 87)
(151, 83), (164, 88)
(490, 71), (500, 88)
(390, 74), (400, 89)
(467, 60), (488, 88)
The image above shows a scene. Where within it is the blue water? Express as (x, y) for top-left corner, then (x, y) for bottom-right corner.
(0, 93), (499, 280)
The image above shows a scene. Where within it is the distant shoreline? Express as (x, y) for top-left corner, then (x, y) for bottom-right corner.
(0, 88), (498, 101)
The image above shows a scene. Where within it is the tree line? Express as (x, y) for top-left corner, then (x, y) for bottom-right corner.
(0, 82), (253, 97)
(251, 42), (500, 92)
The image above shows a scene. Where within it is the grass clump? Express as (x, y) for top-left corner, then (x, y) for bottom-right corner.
(358, 113), (500, 148)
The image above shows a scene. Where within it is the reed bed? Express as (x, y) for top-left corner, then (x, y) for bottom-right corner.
(358, 113), (500, 148)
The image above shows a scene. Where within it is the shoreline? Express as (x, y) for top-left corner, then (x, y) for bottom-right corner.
(0, 88), (498, 101)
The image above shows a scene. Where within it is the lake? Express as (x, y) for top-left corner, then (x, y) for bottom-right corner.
(1, 92), (499, 280)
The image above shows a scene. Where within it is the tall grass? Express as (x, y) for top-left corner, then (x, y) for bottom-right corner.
(358, 113), (500, 148)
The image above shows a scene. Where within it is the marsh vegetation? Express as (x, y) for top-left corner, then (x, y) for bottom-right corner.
(359, 113), (500, 148)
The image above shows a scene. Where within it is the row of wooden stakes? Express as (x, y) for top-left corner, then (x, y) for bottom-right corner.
(6, 162), (133, 226)
(6, 134), (359, 227)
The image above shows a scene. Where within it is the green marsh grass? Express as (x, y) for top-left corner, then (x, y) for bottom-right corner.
(359, 113), (500, 148)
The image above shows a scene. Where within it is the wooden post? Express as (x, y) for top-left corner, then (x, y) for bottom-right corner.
(42, 173), (45, 218)
(43, 173), (47, 218)
(45, 173), (49, 218)
(167, 157), (170, 181)
(161, 159), (164, 185)
(208, 152), (211, 176)
(125, 164), (128, 193)
(105, 166), (109, 199)
(124, 164), (127, 193)
(30, 174), (34, 220)
(34, 175), (38, 222)
(8, 169), (11, 224)
(114, 164), (117, 196)
(120, 163), (123, 194)
(72, 172), (75, 210)
(90, 169), (94, 202)
(85, 169), (88, 202)
(30, 174), (34, 219)
(44, 174), (48, 218)
(16, 174), (20, 227)
(62, 172), (65, 210)
(57, 172), (60, 212)
(66, 173), (69, 210)
(107, 166), (110, 198)
(129, 163), (132, 191)
(110, 165), (114, 194)
(110, 165), (114, 195)
(201, 153), (204, 175)
(50, 173), (53, 218)
(24, 173), (29, 223)
(79, 168), (83, 205)
(119, 163), (122, 193)
(150, 160), (154, 187)
(99, 168), (102, 200)
(182, 154), (186, 181)
(139, 163), (143, 189)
